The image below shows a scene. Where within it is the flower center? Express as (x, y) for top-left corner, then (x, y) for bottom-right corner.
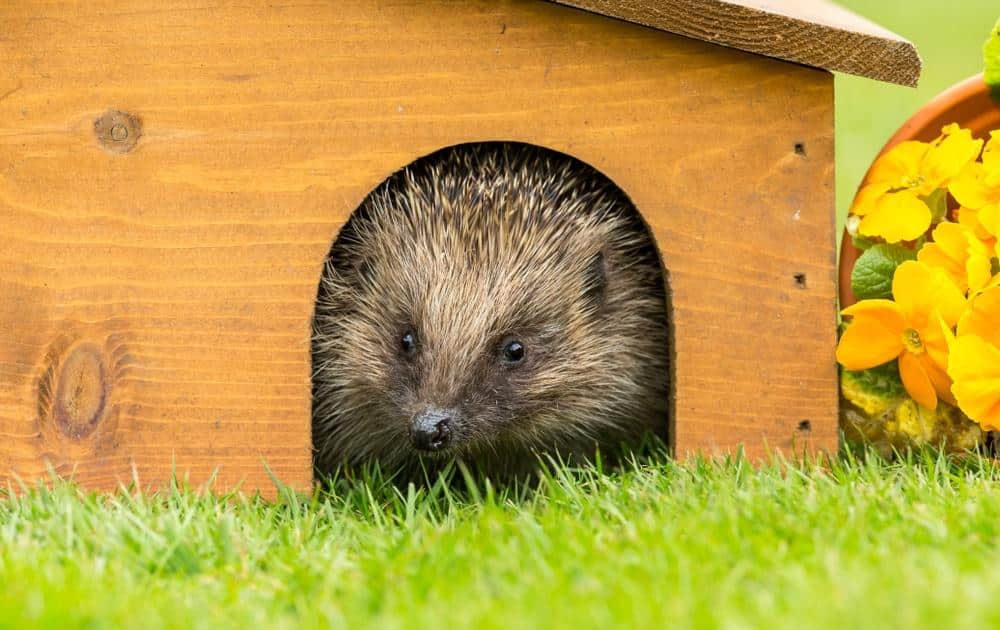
(902, 328), (924, 354)
(901, 174), (924, 189)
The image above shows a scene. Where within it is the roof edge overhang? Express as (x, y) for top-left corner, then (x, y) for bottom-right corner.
(550, 0), (921, 87)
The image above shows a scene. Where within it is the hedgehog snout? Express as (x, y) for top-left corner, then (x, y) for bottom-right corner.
(410, 406), (458, 452)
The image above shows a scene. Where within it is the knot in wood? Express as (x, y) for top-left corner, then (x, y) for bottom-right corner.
(53, 344), (108, 439)
(94, 109), (142, 153)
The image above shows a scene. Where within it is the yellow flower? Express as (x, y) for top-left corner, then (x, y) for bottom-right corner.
(951, 130), (1000, 243)
(837, 260), (966, 409)
(948, 285), (1000, 430)
(957, 284), (1000, 348)
(852, 124), (983, 243)
(957, 206), (997, 245)
(916, 221), (994, 294)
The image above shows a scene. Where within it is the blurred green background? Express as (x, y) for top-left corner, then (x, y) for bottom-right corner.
(834, 0), (998, 232)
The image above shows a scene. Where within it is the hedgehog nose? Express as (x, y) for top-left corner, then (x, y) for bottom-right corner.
(410, 407), (453, 452)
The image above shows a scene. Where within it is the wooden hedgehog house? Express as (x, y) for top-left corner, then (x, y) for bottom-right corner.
(0, 0), (920, 495)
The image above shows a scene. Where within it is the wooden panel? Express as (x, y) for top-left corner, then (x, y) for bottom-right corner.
(0, 0), (836, 494)
(553, 0), (921, 86)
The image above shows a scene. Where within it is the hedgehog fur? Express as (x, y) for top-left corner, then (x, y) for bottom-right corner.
(312, 142), (670, 476)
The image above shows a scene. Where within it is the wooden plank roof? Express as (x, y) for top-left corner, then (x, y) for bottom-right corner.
(550, 0), (922, 86)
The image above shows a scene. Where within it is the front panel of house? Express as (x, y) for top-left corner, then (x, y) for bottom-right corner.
(0, 0), (836, 494)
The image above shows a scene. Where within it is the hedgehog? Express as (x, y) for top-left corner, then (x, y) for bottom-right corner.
(312, 142), (671, 477)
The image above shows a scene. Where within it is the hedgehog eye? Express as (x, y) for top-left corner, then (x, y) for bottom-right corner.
(400, 330), (418, 357)
(501, 339), (525, 365)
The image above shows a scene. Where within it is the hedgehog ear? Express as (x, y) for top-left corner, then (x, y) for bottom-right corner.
(581, 249), (608, 313)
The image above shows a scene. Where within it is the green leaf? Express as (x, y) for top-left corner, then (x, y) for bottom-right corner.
(850, 243), (916, 300)
(985, 16), (1000, 103)
(842, 361), (906, 400)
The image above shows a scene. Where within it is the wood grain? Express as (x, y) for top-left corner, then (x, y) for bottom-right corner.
(553, 0), (921, 86)
(0, 0), (837, 495)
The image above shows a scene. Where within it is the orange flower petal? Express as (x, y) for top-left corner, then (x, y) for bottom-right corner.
(981, 202), (1000, 237)
(836, 301), (905, 370)
(958, 285), (1000, 349)
(950, 162), (995, 210)
(957, 206), (997, 242)
(917, 222), (994, 294)
(899, 351), (938, 409)
(916, 243), (961, 287)
(982, 130), (1000, 173)
(850, 182), (892, 218)
(919, 353), (956, 407)
(917, 222), (969, 292)
(857, 192), (931, 243)
(921, 124), (983, 189)
(920, 312), (952, 372)
(840, 298), (905, 321)
(867, 141), (927, 187)
(930, 220), (968, 252)
(965, 233), (994, 294)
(892, 260), (966, 327)
(938, 310), (957, 352)
(948, 335), (1000, 431)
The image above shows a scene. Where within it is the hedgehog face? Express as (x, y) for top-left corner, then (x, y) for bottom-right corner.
(395, 329), (528, 454)
(312, 143), (670, 474)
(321, 223), (649, 469)
(377, 254), (597, 460)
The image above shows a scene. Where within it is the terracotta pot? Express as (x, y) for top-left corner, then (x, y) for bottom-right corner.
(839, 74), (1000, 307)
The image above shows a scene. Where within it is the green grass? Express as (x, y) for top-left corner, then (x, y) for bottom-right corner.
(6, 452), (1000, 629)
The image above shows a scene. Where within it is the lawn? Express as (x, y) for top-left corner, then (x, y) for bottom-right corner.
(5, 3), (1000, 629)
(5, 453), (1000, 629)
